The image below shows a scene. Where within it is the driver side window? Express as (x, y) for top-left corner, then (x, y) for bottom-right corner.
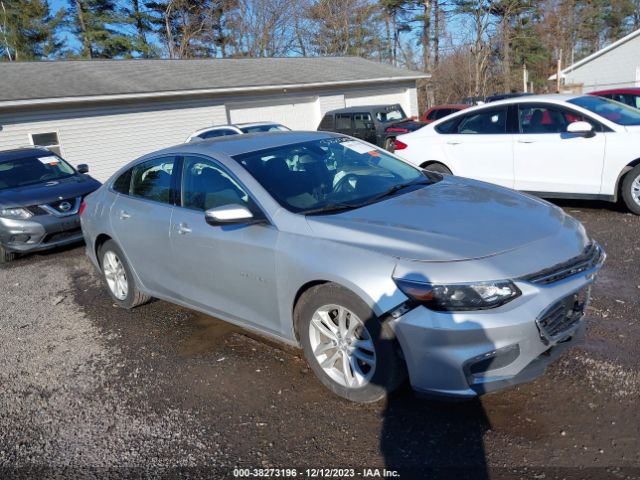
(181, 156), (249, 211)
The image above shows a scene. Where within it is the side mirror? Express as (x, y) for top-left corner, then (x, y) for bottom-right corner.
(77, 164), (89, 174)
(567, 121), (595, 137)
(364, 122), (375, 130)
(205, 204), (261, 226)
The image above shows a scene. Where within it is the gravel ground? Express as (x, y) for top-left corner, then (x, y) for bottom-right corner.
(0, 200), (639, 480)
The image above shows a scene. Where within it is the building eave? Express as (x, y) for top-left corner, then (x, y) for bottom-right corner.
(0, 75), (429, 110)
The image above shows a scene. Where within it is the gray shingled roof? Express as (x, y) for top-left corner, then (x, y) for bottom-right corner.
(0, 57), (426, 103)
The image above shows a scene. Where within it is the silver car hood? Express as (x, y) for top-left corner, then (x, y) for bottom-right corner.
(306, 177), (586, 263)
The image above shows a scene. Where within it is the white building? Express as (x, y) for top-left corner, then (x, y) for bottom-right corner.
(0, 57), (426, 181)
(549, 29), (640, 93)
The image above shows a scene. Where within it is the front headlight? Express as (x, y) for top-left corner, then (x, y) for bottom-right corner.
(0, 207), (33, 219)
(394, 278), (521, 311)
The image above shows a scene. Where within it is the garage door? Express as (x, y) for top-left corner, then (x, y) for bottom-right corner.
(345, 89), (408, 110)
(227, 97), (320, 131)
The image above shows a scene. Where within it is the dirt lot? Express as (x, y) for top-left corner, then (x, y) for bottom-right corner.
(1, 200), (639, 480)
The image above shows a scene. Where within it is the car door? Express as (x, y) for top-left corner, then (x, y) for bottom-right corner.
(109, 156), (177, 297)
(352, 112), (377, 144)
(440, 106), (514, 188)
(513, 103), (606, 194)
(169, 155), (281, 335)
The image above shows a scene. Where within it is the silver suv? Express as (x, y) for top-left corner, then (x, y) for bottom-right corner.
(81, 132), (604, 402)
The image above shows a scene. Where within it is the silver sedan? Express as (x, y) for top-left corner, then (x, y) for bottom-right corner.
(80, 131), (604, 402)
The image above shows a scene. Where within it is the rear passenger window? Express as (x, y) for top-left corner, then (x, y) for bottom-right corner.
(353, 113), (373, 129)
(335, 114), (352, 130)
(130, 157), (175, 204)
(457, 108), (507, 134)
(425, 109), (439, 120)
(112, 169), (132, 194)
(318, 114), (334, 130)
(200, 129), (237, 139)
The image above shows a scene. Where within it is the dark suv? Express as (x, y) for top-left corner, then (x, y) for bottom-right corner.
(318, 104), (425, 151)
(0, 147), (100, 262)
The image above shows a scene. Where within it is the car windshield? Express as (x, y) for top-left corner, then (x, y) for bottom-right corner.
(0, 153), (75, 190)
(240, 124), (289, 133)
(568, 95), (640, 126)
(375, 107), (407, 123)
(233, 137), (437, 214)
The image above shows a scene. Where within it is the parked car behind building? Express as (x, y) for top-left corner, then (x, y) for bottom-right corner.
(81, 131), (603, 403)
(0, 147), (100, 262)
(395, 94), (640, 214)
(318, 104), (425, 151)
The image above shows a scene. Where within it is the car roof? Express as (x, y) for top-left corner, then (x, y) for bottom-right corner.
(590, 88), (640, 95)
(235, 122), (285, 127)
(429, 104), (469, 109)
(478, 93), (583, 107)
(0, 147), (54, 161)
(324, 104), (401, 115)
(149, 131), (341, 159)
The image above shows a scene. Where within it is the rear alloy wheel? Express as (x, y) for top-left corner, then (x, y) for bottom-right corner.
(384, 138), (396, 152)
(296, 283), (406, 403)
(99, 240), (150, 309)
(621, 164), (640, 215)
(0, 245), (17, 264)
(422, 162), (452, 175)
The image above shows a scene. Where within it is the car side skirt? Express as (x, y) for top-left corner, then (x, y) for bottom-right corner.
(524, 191), (616, 202)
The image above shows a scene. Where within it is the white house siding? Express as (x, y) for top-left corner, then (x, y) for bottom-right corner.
(344, 82), (416, 116)
(318, 94), (346, 117)
(563, 34), (640, 92)
(0, 99), (228, 182)
(0, 83), (420, 182)
(226, 95), (320, 130)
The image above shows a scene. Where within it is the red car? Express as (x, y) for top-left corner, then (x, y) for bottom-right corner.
(590, 88), (640, 109)
(420, 104), (469, 123)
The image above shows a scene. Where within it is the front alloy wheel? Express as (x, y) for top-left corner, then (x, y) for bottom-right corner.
(296, 283), (406, 403)
(309, 304), (376, 388)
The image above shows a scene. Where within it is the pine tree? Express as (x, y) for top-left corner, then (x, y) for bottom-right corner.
(0, 0), (63, 60)
(121, 0), (158, 57)
(68, 0), (134, 58)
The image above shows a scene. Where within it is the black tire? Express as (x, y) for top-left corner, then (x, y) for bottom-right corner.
(0, 245), (17, 264)
(98, 239), (151, 309)
(295, 283), (406, 403)
(621, 164), (640, 215)
(422, 162), (452, 175)
(384, 137), (396, 152)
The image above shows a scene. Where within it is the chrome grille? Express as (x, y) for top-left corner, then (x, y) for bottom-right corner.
(39, 196), (81, 217)
(523, 243), (604, 285)
(536, 287), (590, 343)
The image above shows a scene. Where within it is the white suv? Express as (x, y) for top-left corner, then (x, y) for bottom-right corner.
(395, 94), (640, 214)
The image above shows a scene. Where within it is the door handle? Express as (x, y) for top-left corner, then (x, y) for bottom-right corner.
(119, 210), (131, 220)
(176, 223), (192, 235)
(446, 141), (461, 145)
(517, 139), (537, 144)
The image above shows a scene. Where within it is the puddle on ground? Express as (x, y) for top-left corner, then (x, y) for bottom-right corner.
(179, 312), (301, 359)
(179, 313), (243, 356)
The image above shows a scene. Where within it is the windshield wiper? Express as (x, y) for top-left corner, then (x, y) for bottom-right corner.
(303, 177), (435, 216)
(362, 178), (433, 205)
(303, 202), (362, 216)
